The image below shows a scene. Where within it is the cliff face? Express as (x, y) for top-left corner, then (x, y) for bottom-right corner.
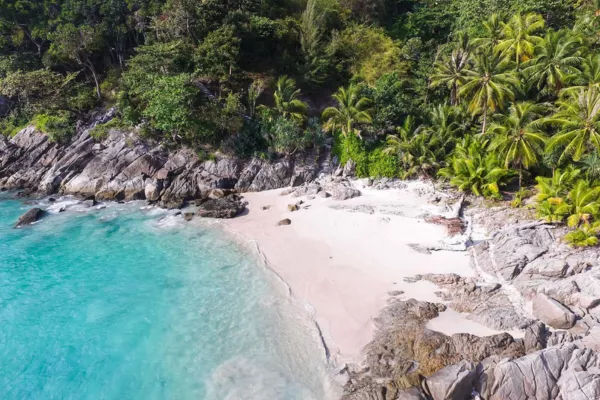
(0, 109), (333, 205)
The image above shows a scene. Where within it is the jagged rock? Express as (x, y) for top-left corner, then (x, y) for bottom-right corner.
(319, 191), (331, 198)
(82, 195), (97, 207)
(1, 117), (332, 206)
(523, 321), (548, 353)
(277, 218), (291, 226)
(288, 204), (299, 212)
(332, 185), (361, 201)
(158, 198), (185, 210)
(14, 207), (45, 227)
(196, 198), (245, 218)
(423, 360), (476, 400)
(343, 159), (356, 177)
(345, 299), (524, 398)
(144, 180), (162, 201)
(533, 293), (577, 330)
(183, 212), (194, 221)
(488, 343), (600, 400)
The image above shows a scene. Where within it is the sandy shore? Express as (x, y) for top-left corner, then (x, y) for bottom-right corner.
(222, 180), (513, 365)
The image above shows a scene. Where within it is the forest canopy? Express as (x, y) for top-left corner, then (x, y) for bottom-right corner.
(5, 0), (600, 244)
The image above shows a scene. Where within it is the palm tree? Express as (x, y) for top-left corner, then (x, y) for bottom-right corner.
(459, 51), (519, 134)
(384, 112), (454, 178)
(272, 76), (308, 122)
(322, 84), (373, 137)
(545, 87), (600, 162)
(473, 14), (504, 49)
(430, 49), (471, 106)
(489, 102), (548, 188)
(563, 54), (600, 95)
(522, 31), (582, 97)
(497, 12), (545, 68)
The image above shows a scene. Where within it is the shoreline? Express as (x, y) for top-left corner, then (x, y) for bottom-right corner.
(218, 180), (520, 367)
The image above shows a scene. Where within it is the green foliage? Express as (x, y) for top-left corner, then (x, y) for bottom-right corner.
(334, 132), (398, 178)
(31, 112), (74, 143)
(89, 118), (126, 141)
(564, 222), (600, 247)
(322, 83), (373, 136)
(261, 116), (305, 155)
(439, 137), (515, 199)
(328, 24), (407, 84)
(195, 25), (241, 83)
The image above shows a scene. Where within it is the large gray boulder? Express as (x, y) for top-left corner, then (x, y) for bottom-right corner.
(489, 343), (600, 400)
(424, 360), (476, 400)
(533, 293), (577, 330)
(332, 185), (361, 201)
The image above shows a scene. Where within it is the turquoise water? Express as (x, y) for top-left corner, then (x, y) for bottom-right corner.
(0, 195), (334, 400)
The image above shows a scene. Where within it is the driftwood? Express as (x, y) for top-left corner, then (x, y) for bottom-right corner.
(425, 215), (465, 236)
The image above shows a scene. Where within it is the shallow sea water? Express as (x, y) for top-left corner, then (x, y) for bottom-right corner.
(0, 194), (335, 400)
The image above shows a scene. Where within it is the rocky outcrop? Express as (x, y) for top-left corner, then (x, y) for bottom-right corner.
(472, 222), (600, 335)
(14, 207), (45, 227)
(0, 109), (335, 205)
(343, 299), (524, 400)
(196, 197), (245, 218)
(533, 293), (577, 330)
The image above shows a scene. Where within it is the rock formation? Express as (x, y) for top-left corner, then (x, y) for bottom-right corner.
(0, 108), (335, 205)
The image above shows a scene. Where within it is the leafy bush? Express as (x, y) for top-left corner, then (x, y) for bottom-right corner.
(439, 138), (515, 199)
(333, 132), (398, 177)
(89, 118), (126, 141)
(32, 112), (74, 143)
(261, 116), (305, 155)
(564, 223), (600, 247)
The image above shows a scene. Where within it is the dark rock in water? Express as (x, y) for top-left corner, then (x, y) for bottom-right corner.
(196, 198), (245, 218)
(14, 208), (45, 227)
(82, 195), (97, 207)
(183, 212), (194, 221)
(59, 207), (66, 213)
(158, 198), (185, 210)
(262, 205), (271, 211)
(48, 197), (56, 203)
(277, 218), (291, 226)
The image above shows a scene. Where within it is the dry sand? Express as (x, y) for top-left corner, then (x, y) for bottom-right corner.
(221, 180), (514, 365)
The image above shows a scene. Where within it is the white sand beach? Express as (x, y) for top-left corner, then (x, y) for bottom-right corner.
(223, 181), (513, 365)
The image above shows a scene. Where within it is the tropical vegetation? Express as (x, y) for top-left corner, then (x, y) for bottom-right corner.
(4, 0), (600, 245)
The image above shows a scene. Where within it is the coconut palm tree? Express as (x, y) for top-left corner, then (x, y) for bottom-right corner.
(545, 87), (600, 162)
(563, 54), (600, 95)
(272, 75), (308, 122)
(497, 12), (545, 68)
(522, 30), (582, 97)
(488, 102), (548, 188)
(322, 84), (373, 137)
(459, 51), (519, 134)
(430, 49), (471, 106)
(473, 14), (505, 50)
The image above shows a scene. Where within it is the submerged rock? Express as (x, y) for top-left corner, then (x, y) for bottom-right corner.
(14, 208), (45, 227)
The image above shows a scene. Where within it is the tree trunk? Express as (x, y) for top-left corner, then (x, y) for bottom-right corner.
(481, 107), (487, 135)
(451, 83), (457, 106)
(85, 61), (101, 99)
(518, 164), (523, 190)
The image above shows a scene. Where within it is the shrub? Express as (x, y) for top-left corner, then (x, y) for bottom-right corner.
(89, 118), (126, 141)
(333, 133), (398, 178)
(262, 116), (305, 155)
(564, 223), (600, 247)
(32, 112), (74, 143)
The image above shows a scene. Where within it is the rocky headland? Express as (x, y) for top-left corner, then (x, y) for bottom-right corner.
(4, 110), (600, 400)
